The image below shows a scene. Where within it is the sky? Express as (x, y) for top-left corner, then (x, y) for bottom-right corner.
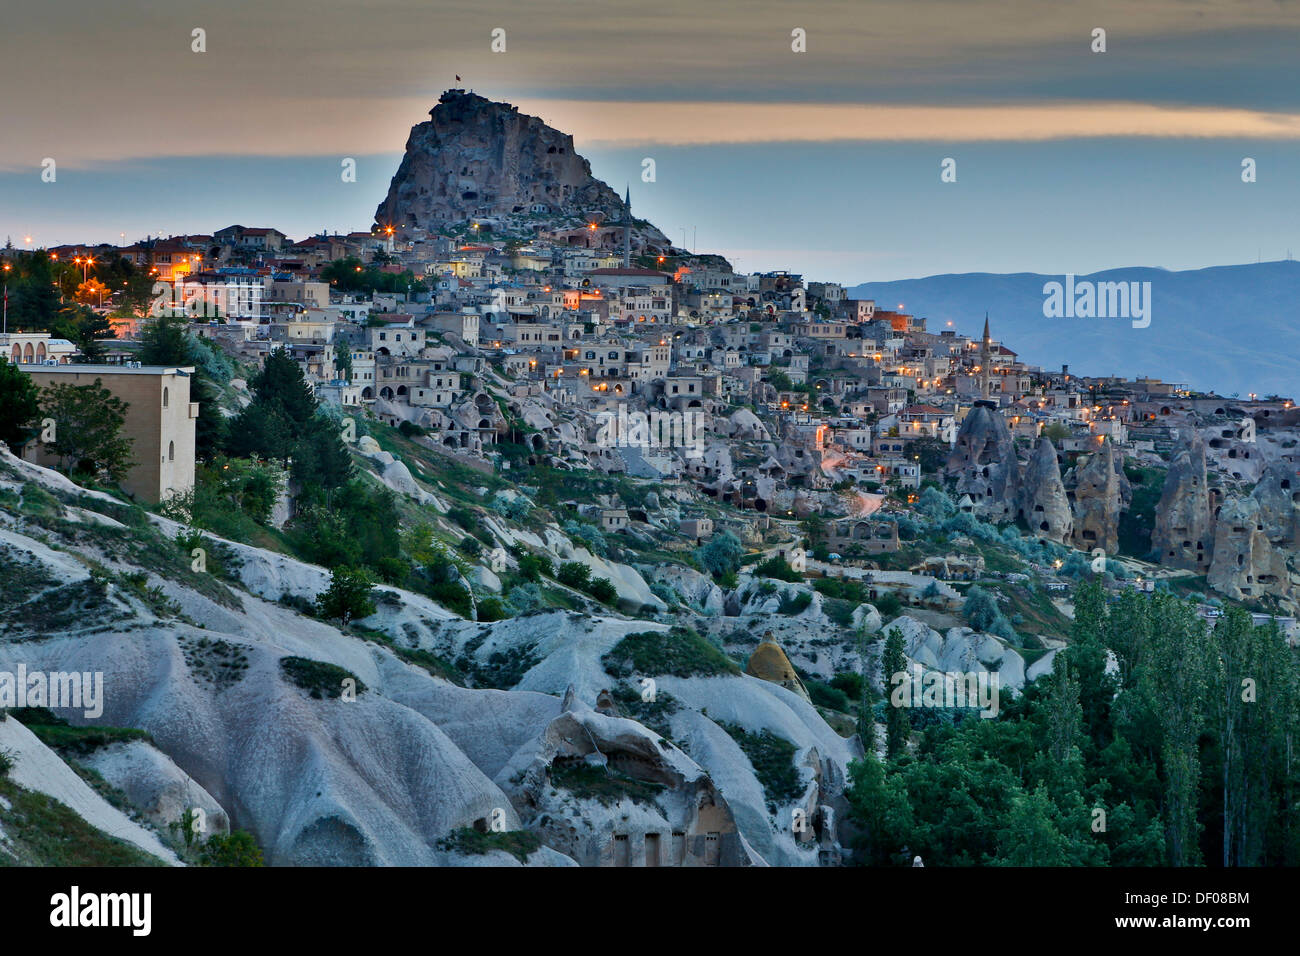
(3, 0), (1300, 283)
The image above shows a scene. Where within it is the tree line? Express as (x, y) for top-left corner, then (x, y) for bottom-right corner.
(849, 579), (1300, 866)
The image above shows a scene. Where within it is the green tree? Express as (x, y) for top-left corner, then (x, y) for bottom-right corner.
(0, 357), (40, 452)
(52, 303), (115, 361)
(138, 315), (227, 457)
(315, 566), (377, 625)
(915, 485), (955, 519)
(6, 251), (62, 331)
(227, 347), (351, 491)
(1067, 578), (1118, 746)
(992, 786), (1074, 866)
(845, 749), (912, 865)
(556, 561), (593, 591)
(1143, 592), (1212, 866)
(333, 342), (353, 383)
(882, 626), (910, 759)
(1043, 422), (1070, 443)
(39, 380), (133, 480)
(694, 530), (744, 578)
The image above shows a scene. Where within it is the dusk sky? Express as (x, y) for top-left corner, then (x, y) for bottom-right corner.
(4, 0), (1300, 282)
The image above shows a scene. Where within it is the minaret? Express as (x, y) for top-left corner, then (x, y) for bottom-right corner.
(622, 184), (632, 268)
(979, 313), (992, 401)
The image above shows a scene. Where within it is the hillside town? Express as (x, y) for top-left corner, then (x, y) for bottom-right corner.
(6, 98), (1298, 624)
(2, 88), (1299, 872)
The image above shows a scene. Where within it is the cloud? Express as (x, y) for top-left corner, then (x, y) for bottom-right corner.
(518, 99), (1300, 146)
(7, 97), (1300, 171)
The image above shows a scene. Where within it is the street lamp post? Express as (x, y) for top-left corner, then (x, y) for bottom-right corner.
(2, 262), (9, 335)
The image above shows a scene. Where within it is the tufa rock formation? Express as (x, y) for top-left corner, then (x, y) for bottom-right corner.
(377, 89), (656, 239)
(1252, 459), (1300, 544)
(1069, 439), (1131, 554)
(947, 401), (1020, 520)
(1152, 431), (1215, 570)
(745, 634), (811, 702)
(1017, 437), (1072, 543)
(1207, 461), (1300, 609)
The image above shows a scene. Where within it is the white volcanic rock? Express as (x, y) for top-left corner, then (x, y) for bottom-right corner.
(1026, 648), (1060, 681)
(947, 402), (1020, 520)
(852, 603), (883, 633)
(882, 615), (1027, 692)
(1, 453), (861, 866)
(650, 564), (724, 615)
(496, 693), (762, 867)
(0, 716), (180, 865)
(79, 740), (231, 838)
(1017, 438), (1073, 544)
(1153, 431), (1215, 571)
(1069, 439), (1131, 554)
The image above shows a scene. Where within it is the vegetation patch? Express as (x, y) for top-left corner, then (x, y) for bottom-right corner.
(602, 626), (741, 679)
(549, 761), (666, 807)
(0, 576), (123, 640)
(0, 545), (58, 595)
(279, 656), (366, 699)
(0, 775), (166, 866)
(5, 707), (152, 756)
(611, 685), (681, 740)
(437, 827), (541, 863)
(777, 591), (813, 616)
(458, 643), (538, 689)
(391, 644), (464, 685)
(717, 722), (803, 812)
(179, 636), (250, 690)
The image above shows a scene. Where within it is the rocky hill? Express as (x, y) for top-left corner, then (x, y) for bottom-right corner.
(376, 89), (649, 238)
(0, 445), (889, 866)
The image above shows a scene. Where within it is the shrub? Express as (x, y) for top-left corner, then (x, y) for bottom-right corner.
(778, 591), (813, 615)
(753, 555), (802, 582)
(963, 584), (1020, 643)
(717, 722), (803, 811)
(915, 486), (955, 520)
(830, 672), (864, 701)
(477, 596), (508, 621)
(563, 520), (608, 557)
(602, 626), (741, 678)
(279, 656), (366, 699)
(587, 577), (618, 605)
(199, 830), (265, 867)
(807, 679), (852, 712)
(556, 561), (592, 591)
(649, 582), (680, 607)
(505, 582), (544, 614)
(876, 591), (903, 618)
(315, 566), (377, 625)
(516, 552), (552, 581)
(437, 827), (540, 863)
(694, 531), (744, 578)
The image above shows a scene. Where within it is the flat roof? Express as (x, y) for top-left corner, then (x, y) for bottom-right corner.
(21, 364), (195, 375)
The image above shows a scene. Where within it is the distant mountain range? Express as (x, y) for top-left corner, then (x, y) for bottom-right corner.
(848, 261), (1300, 400)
